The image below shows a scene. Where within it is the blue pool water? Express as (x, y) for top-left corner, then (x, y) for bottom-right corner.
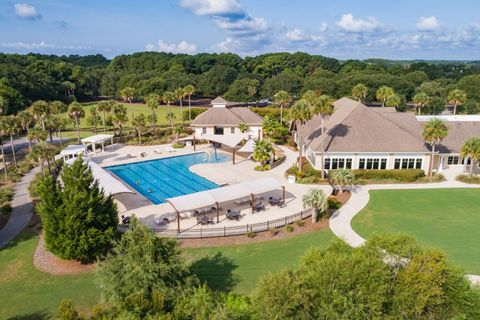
(106, 152), (230, 204)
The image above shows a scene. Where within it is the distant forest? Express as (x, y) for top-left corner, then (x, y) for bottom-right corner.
(2, 51), (480, 114)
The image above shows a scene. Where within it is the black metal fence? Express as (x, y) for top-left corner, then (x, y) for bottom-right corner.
(118, 209), (312, 239)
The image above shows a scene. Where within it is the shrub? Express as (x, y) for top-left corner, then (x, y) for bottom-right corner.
(418, 173), (446, 183)
(295, 220), (305, 227)
(456, 174), (480, 184)
(285, 164), (329, 184)
(327, 196), (341, 210)
(246, 229), (255, 238)
(269, 228), (278, 237)
(28, 172), (44, 199)
(352, 169), (425, 182)
(285, 225), (294, 233)
(251, 107), (281, 121)
(0, 187), (13, 215)
(255, 164), (271, 171)
(172, 142), (185, 149)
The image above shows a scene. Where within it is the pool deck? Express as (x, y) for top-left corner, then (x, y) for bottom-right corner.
(90, 143), (332, 231)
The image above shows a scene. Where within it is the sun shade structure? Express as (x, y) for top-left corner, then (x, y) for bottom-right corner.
(238, 139), (256, 153)
(59, 144), (87, 161)
(166, 177), (285, 232)
(81, 134), (114, 155)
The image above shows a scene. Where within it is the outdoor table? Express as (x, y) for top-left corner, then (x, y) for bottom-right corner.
(227, 210), (241, 220)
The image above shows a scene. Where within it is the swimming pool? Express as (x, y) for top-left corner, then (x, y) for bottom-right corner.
(106, 152), (230, 204)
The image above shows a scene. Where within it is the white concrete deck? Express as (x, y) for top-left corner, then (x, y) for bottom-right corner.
(90, 143), (331, 231)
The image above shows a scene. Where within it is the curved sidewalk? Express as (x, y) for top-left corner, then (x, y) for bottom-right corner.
(0, 167), (40, 249)
(329, 180), (480, 284)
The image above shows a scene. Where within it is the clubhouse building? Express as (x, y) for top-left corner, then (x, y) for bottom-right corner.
(297, 97), (480, 173)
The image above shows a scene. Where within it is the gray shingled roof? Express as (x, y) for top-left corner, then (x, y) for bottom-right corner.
(436, 122), (480, 153)
(300, 97), (429, 153)
(191, 106), (263, 126)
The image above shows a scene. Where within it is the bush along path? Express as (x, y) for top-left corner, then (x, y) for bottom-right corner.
(328, 179), (480, 284)
(0, 167), (40, 248)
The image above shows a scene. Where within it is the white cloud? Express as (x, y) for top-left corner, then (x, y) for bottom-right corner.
(285, 28), (306, 41)
(337, 13), (383, 33)
(416, 16), (440, 31)
(145, 40), (197, 54)
(1, 41), (91, 50)
(319, 22), (328, 32)
(14, 3), (41, 19)
(179, 0), (243, 16)
(214, 16), (268, 36)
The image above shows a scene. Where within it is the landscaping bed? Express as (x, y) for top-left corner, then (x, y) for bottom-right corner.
(456, 174), (480, 184)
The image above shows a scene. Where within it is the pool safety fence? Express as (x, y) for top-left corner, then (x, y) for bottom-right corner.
(118, 209), (312, 238)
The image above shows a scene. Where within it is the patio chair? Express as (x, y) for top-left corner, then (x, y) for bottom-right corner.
(121, 215), (131, 225)
(254, 202), (266, 213)
(154, 217), (170, 225)
(138, 152), (147, 158)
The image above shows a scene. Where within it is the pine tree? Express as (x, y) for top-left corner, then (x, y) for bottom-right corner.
(37, 157), (118, 262)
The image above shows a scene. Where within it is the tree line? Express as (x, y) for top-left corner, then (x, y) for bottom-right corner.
(2, 52), (480, 115)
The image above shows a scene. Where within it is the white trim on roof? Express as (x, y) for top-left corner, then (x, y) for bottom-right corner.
(60, 144), (87, 156)
(166, 177), (282, 212)
(417, 115), (480, 122)
(81, 134), (114, 144)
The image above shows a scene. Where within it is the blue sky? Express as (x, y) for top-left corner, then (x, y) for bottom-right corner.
(2, 0), (480, 60)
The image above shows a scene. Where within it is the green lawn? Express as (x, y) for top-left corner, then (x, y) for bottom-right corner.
(0, 228), (334, 318)
(352, 188), (480, 274)
(0, 232), (99, 320)
(58, 102), (189, 139)
(186, 228), (334, 294)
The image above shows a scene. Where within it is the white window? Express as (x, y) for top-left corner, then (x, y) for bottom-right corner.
(324, 158), (352, 170)
(359, 158), (387, 170)
(394, 158), (423, 169)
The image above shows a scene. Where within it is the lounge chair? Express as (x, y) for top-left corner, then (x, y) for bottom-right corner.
(154, 149), (162, 155)
(138, 152), (147, 158)
(166, 146), (176, 153)
(126, 153), (134, 158)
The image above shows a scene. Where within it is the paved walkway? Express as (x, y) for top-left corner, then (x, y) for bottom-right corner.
(0, 167), (40, 249)
(329, 176), (480, 284)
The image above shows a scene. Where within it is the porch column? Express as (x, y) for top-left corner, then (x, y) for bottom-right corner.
(232, 147), (236, 165)
(216, 202), (220, 223)
(101, 141), (105, 153)
(193, 137), (196, 151)
(92, 143), (96, 156)
(282, 186), (285, 206)
(177, 210), (180, 233)
(251, 193), (255, 213)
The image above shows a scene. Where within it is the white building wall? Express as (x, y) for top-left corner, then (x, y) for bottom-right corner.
(306, 149), (430, 173)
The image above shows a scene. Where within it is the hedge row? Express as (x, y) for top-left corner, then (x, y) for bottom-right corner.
(353, 169), (425, 182)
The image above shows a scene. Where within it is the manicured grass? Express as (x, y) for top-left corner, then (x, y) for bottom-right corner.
(352, 188), (480, 274)
(0, 232), (99, 319)
(0, 227), (334, 318)
(186, 228), (335, 294)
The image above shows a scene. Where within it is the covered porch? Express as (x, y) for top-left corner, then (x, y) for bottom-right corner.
(81, 134), (114, 156)
(198, 133), (253, 165)
(166, 177), (285, 232)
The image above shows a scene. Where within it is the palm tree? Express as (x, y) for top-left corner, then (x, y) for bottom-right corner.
(165, 111), (176, 131)
(146, 93), (160, 129)
(311, 94), (334, 179)
(17, 110), (34, 149)
(131, 113), (146, 144)
(302, 189), (328, 223)
(68, 102), (85, 144)
(423, 119), (448, 178)
(1, 116), (19, 168)
(183, 84), (196, 121)
(163, 91), (175, 107)
(0, 119), (8, 177)
(112, 112), (128, 142)
(273, 90), (292, 124)
(447, 89), (467, 115)
(239, 123), (249, 133)
(173, 125), (183, 143)
(376, 86), (395, 107)
(174, 88), (186, 123)
(412, 92), (430, 115)
(97, 100), (113, 132)
(288, 99), (313, 172)
(352, 84), (368, 102)
(89, 107), (100, 133)
(385, 94), (401, 108)
(30, 100), (50, 130)
(461, 137), (480, 177)
(50, 116), (65, 148)
(49, 100), (67, 115)
(330, 169), (355, 194)
(253, 139), (274, 167)
(119, 87), (135, 103)
(62, 81), (76, 97)
(32, 143), (56, 176)
(262, 116), (277, 140)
